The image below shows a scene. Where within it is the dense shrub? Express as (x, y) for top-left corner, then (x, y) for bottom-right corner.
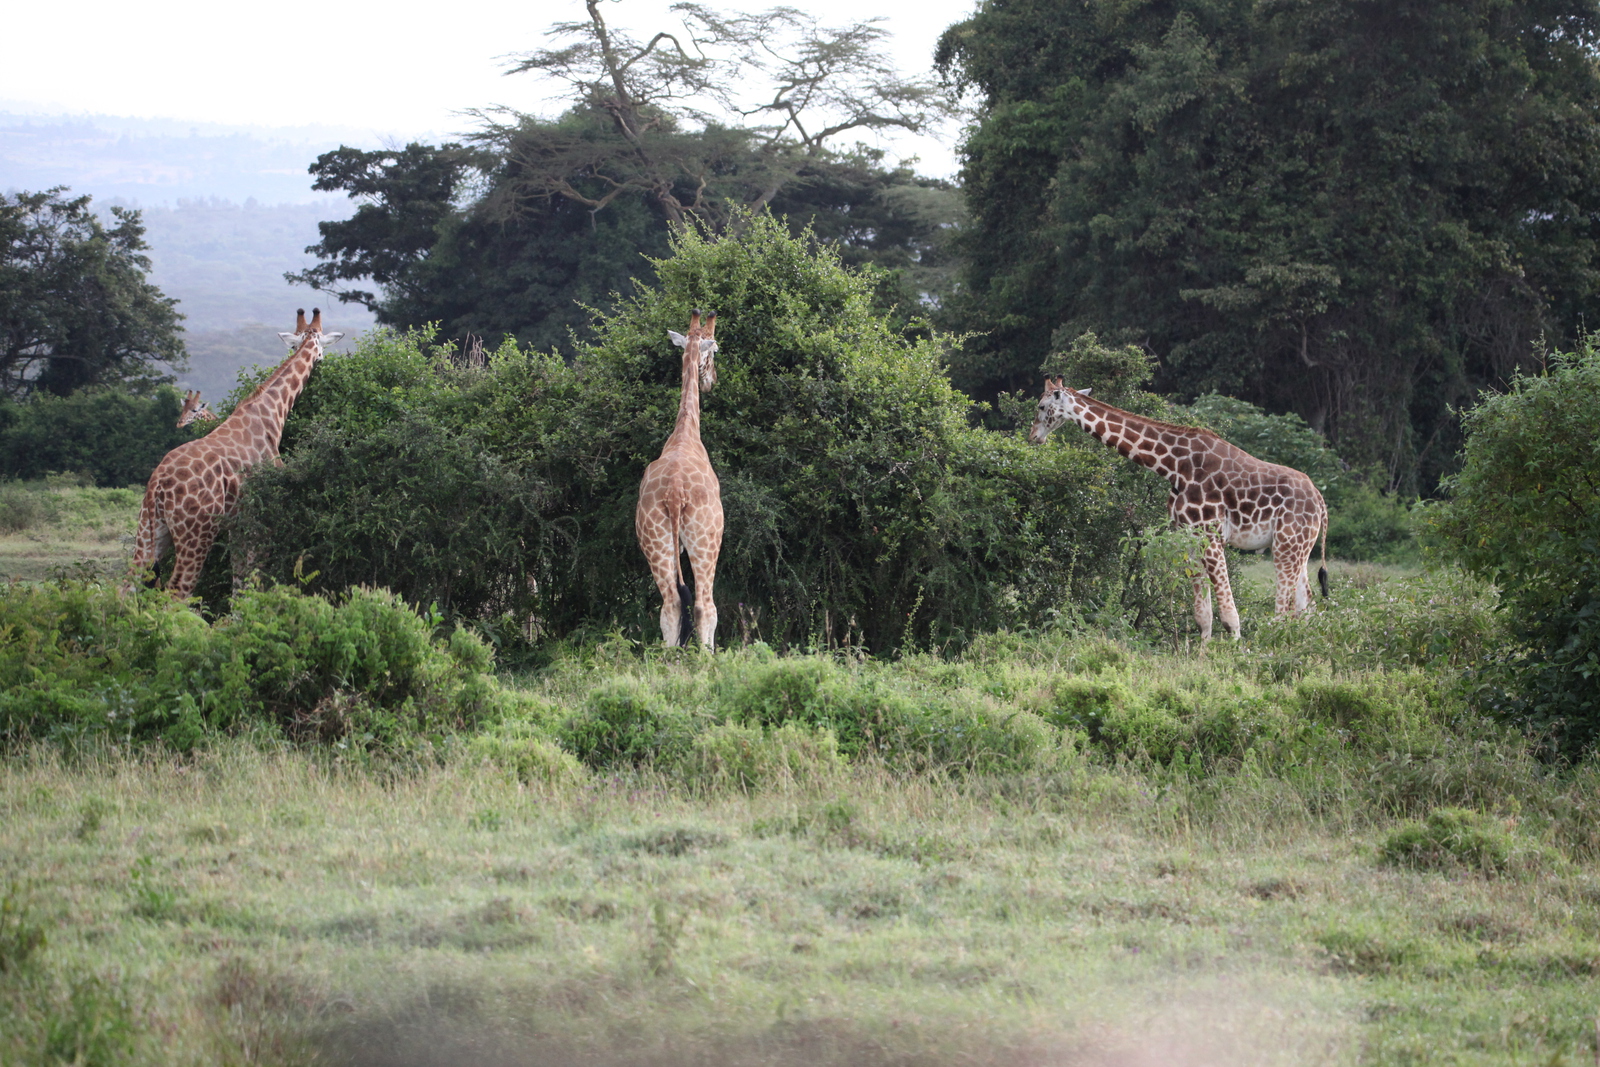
(1432, 341), (1600, 752)
(240, 216), (1148, 652)
(0, 386), (201, 487)
(1379, 807), (1535, 874)
(0, 578), (510, 752)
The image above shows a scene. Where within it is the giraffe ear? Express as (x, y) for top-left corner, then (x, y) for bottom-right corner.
(322, 332), (344, 345)
(277, 332), (300, 346)
(1079, 386), (1093, 397)
(667, 330), (689, 349)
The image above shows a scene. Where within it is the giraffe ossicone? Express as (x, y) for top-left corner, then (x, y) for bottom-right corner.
(636, 309), (723, 648)
(124, 308), (341, 599)
(1030, 376), (1328, 641)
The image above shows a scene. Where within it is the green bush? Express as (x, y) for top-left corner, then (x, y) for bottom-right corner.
(1432, 340), (1600, 752)
(242, 216), (1145, 653)
(682, 721), (843, 790)
(1379, 807), (1535, 874)
(0, 578), (510, 752)
(0, 386), (203, 487)
(559, 680), (696, 768)
(0, 482), (48, 533)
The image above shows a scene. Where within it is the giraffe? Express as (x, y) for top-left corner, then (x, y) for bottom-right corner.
(1030, 378), (1328, 641)
(176, 390), (217, 428)
(636, 309), (723, 648)
(124, 309), (342, 598)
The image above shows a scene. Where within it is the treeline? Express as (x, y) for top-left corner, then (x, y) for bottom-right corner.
(290, 0), (1600, 496)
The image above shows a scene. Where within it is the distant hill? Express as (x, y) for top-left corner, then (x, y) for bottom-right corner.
(0, 109), (395, 399)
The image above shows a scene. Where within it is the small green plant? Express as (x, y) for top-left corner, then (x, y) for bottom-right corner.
(41, 973), (138, 1067)
(128, 855), (179, 920)
(74, 797), (112, 841)
(469, 808), (505, 832)
(1380, 807), (1533, 874)
(0, 886), (46, 974)
(644, 900), (685, 976)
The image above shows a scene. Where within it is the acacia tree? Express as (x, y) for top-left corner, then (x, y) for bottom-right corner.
(293, 3), (963, 347)
(0, 188), (185, 398)
(478, 0), (952, 229)
(937, 0), (1600, 491)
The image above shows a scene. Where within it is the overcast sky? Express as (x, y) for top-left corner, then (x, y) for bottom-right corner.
(3, 0), (976, 176)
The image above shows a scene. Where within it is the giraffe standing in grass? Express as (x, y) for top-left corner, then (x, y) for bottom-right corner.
(175, 390), (216, 428)
(124, 309), (341, 598)
(1030, 378), (1328, 641)
(636, 310), (723, 648)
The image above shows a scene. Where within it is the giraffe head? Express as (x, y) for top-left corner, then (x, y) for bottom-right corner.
(1028, 376), (1094, 444)
(176, 390), (217, 428)
(276, 307), (344, 358)
(668, 309), (719, 389)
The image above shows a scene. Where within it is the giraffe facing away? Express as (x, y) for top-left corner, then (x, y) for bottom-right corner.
(636, 310), (723, 648)
(124, 309), (342, 598)
(176, 390), (217, 428)
(1030, 378), (1328, 640)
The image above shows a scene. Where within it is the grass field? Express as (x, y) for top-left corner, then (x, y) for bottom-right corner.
(0, 480), (142, 583)
(5, 741), (1599, 1067)
(4, 481), (1598, 1065)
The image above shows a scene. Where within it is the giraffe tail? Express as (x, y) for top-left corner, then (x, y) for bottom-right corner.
(676, 550), (695, 647)
(1317, 508), (1330, 599)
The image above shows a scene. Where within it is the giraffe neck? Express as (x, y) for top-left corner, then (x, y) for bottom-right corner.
(1068, 395), (1216, 488)
(669, 343), (702, 441)
(221, 338), (320, 456)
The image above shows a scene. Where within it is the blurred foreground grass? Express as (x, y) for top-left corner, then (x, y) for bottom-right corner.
(3, 742), (1598, 1066)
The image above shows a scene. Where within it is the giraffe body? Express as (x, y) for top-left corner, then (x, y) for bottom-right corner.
(125, 309), (341, 598)
(1030, 378), (1327, 640)
(636, 311), (723, 648)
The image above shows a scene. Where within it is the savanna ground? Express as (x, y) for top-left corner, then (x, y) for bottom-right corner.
(4, 483), (1599, 1066)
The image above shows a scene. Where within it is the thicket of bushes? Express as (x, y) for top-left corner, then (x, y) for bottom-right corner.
(0, 578), (512, 752)
(234, 216), (1168, 653)
(0, 386), (203, 487)
(1433, 340), (1600, 753)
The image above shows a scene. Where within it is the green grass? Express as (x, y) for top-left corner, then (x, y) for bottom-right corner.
(3, 745), (1598, 1066)
(3, 508), (1594, 1064)
(0, 479), (142, 582)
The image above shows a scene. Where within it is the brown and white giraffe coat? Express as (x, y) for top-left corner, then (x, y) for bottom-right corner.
(636, 310), (723, 648)
(125, 309), (341, 598)
(1030, 378), (1327, 640)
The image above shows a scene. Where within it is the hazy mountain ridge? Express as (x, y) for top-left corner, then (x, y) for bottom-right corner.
(1, 109), (386, 399)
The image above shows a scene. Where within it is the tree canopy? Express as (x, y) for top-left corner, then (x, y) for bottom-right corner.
(0, 188), (185, 399)
(290, 3), (962, 351)
(937, 0), (1600, 491)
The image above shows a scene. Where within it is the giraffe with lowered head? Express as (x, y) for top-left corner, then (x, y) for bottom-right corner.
(636, 309), (723, 648)
(124, 309), (342, 598)
(1030, 378), (1327, 641)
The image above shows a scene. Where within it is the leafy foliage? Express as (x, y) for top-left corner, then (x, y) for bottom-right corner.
(0, 578), (510, 752)
(0, 385), (204, 486)
(0, 188), (185, 398)
(1432, 340), (1600, 752)
(250, 216), (1150, 652)
(937, 0), (1600, 492)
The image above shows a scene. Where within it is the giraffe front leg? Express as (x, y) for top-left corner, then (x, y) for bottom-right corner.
(1200, 536), (1240, 640)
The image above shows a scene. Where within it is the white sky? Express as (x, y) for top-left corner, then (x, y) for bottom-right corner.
(4, 0), (976, 176)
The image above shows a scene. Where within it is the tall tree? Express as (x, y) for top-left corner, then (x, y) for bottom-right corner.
(0, 188), (185, 398)
(938, 0), (1600, 491)
(294, 4), (962, 349)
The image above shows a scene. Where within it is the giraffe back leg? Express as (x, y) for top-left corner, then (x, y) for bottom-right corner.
(682, 500), (724, 650)
(166, 514), (220, 600)
(123, 493), (173, 592)
(1274, 523), (1316, 614)
(636, 500), (683, 646)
